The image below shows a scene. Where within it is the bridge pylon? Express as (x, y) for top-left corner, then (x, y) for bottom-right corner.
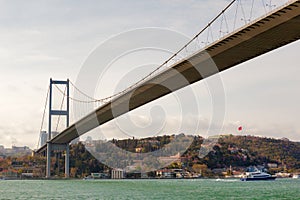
(46, 78), (70, 178)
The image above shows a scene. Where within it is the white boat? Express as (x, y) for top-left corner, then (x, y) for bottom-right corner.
(240, 168), (276, 181)
(82, 175), (94, 180)
(292, 174), (300, 179)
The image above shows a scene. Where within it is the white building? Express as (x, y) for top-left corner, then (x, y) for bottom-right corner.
(111, 169), (125, 179)
(39, 131), (48, 147)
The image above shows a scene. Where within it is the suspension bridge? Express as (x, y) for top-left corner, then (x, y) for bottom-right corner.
(36, 0), (300, 178)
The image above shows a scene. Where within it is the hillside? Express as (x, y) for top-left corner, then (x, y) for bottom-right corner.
(1, 134), (299, 178)
(110, 134), (300, 173)
(183, 135), (300, 173)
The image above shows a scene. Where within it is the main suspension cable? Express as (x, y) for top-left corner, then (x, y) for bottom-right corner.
(65, 0), (238, 104)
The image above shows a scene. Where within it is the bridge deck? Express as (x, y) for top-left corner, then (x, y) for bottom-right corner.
(37, 0), (300, 153)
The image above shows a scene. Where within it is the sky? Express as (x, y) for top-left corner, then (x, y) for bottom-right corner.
(0, 0), (299, 149)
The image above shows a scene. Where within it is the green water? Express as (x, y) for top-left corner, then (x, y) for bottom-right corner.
(0, 179), (299, 199)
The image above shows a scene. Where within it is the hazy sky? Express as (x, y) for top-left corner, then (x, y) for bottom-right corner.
(0, 0), (299, 149)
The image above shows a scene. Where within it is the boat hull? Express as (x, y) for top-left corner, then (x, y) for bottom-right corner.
(292, 175), (300, 179)
(240, 176), (276, 181)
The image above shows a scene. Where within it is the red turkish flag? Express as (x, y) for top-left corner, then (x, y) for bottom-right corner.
(238, 126), (242, 131)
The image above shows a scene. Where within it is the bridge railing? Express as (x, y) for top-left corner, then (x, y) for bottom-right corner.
(158, 0), (294, 71)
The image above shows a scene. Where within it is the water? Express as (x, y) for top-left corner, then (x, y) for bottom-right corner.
(0, 179), (299, 199)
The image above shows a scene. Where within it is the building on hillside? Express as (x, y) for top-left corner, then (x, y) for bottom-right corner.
(135, 147), (143, 153)
(0, 145), (32, 157)
(156, 169), (175, 178)
(267, 163), (278, 168)
(91, 172), (109, 179)
(275, 172), (291, 178)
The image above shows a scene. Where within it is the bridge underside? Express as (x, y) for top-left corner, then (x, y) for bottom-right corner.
(37, 1), (300, 153)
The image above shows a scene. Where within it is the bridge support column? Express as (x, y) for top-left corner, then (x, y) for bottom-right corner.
(49, 143), (70, 178)
(46, 142), (52, 178)
(46, 78), (70, 178)
(65, 144), (70, 178)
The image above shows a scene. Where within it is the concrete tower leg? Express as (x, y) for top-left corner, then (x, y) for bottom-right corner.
(46, 142), (51, 178)
(65, 144), (70, 178)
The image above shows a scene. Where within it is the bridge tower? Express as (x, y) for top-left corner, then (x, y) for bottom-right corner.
(46, 78), (70, 178)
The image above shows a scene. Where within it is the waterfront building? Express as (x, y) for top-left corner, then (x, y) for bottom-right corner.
(111, 169), (125, 179)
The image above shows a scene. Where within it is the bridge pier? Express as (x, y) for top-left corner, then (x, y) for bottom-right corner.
(65, 144), (70, 178)
(46, 143), (70, 178)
